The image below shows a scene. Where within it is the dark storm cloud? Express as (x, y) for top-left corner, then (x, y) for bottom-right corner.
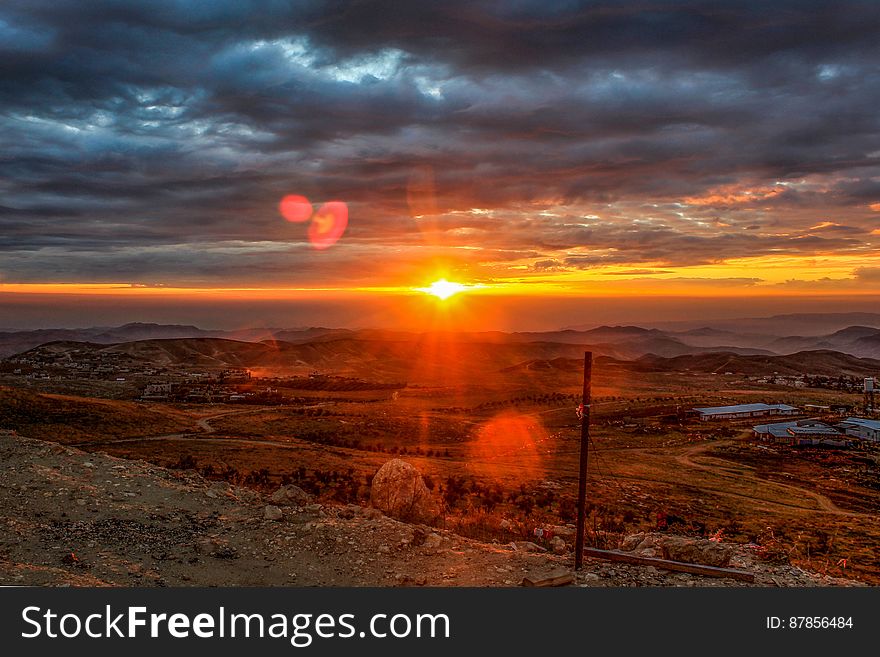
(1, 1), (879, 284)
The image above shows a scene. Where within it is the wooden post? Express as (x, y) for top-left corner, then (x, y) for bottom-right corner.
(575, 351), (592, 570)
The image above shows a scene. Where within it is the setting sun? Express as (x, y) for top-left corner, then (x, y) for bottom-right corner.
(419, 279), (468, 300)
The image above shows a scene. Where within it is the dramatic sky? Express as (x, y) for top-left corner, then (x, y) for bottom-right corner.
(2, 0), (880, 328)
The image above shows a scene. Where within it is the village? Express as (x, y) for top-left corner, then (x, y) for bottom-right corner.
(685, 377), (880, 448)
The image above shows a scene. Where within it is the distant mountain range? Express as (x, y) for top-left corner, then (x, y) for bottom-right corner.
(3, 315), (880, 376)
(0, 323), (347, 358)
(638, 312), (880, 337)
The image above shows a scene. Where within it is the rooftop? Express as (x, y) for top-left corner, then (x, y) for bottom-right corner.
(839, 417), (880, 431)
(753, 420), (840, 438)
(787, 425), (841, 436)
(752, 421), (799, 438)
(694, 403), (798, 415)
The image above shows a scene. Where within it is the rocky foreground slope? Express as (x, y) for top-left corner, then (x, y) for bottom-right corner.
(0, 431), (854, 587)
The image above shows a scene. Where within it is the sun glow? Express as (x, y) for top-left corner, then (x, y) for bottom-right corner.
(418, 279), (468, 300)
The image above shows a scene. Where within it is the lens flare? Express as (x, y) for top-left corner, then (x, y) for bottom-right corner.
(279, 194), (313, 223)
(308, 201), (348, 250)
(466, 411), (548, 480)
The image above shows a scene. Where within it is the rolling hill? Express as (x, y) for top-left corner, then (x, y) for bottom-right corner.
(6, 317), (880, 373)
(605, 350), (880, 377)
(766, 326), (880, 359)
(13, 333), (880, 384)
(11, 336), (628, 383)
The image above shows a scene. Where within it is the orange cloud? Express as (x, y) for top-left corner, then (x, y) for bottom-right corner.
(684, 184), (785, 206)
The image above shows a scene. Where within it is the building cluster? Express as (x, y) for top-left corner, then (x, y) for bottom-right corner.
(5, 347), (252, 390)
(688, 401), (879, 448)
(746, 373), (865, 393)
(752, 417), (880, 447)
(7, 348), (162, 379)
(141, 382), (278, 404)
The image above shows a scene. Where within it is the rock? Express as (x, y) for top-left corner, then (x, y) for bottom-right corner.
(660, 537), (733, 568)
(194, 538), (238, 559)
(499, 519), (513, 530)
(620, 533), (660, 557)
(423, 533), (443, 550)
(369, 459), (439, 524)
(410, 528), (427, 547)
(270, 485), (312, 506)
(361, 507), (383, 520)
(511, 541), (547, 553)
(212, 545), (239, 560)
(522, 567), (574, 587)
(263, 505), (283, 521)
(243, 489), (263, 503)
(551, 536), (567, 554)
(620, 533), (646, 551)
(550, 525), (576, 539)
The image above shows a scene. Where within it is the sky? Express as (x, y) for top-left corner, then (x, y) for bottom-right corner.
(1, 1), (880, 329)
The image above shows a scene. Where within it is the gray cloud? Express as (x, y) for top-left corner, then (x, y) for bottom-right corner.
(1, 1), (879, 284)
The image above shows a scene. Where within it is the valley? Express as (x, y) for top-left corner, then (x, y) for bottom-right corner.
(2, 319), (879, 585)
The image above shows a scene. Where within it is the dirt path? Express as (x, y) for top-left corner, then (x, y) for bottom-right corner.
(82, 405), (868, 520)
(73, 405), (330, 448)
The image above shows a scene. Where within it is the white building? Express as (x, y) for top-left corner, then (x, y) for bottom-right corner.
(835, 417), (880, 442)
(692, 403), (799, 421)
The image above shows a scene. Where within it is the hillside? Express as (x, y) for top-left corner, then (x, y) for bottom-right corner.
(611, 350), (880, 377)
(8, 332), (774, 381)
(0, 386), (193, 443)
(0, 323), (222, 358)
(0, 431), (850, 587)
(10, 336), (627, 382)
(0, 324), (343, 358)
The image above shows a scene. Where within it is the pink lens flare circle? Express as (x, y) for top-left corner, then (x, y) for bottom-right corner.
(308, 201), (348, 250)
(279, 194), (313, 223)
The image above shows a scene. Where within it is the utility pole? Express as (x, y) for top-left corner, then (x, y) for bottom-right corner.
(575, 351), (592, 570)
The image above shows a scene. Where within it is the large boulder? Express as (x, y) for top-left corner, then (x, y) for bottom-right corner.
(660, 537), (733, 567)
(620, 533), (733, 567)
(370, 459), (439, 524)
